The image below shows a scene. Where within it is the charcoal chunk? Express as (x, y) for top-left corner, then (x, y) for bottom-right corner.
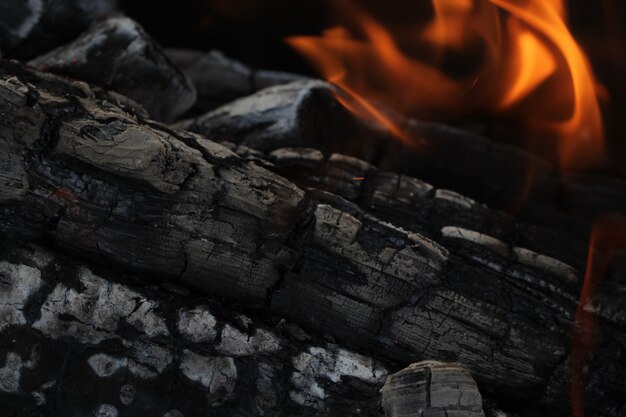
(175, 80), (357, 152)
(0, 0), (118, 58)
(29, 16), (196, 122)
(382, 361), (485, 417)
(165, 48), (307, 114)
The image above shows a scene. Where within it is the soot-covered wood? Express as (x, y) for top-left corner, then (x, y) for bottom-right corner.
(1, 61), (625, 417)
(28, 17), (197, 122)
(174, 79), (360, 153)
(179, 82), (626, 238)
(165, 48), (307, 114)
(0, 245), (387, 417)
(381, 361), (485, 417)
(0, 0), (119, 59)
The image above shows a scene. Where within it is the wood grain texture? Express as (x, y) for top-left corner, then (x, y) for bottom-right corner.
(382, 361), (485, 417)
(1, 61), (624, 417)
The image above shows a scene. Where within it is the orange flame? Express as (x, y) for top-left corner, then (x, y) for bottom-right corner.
(571, 214), (626, 417)
(287, 0), (605, 169)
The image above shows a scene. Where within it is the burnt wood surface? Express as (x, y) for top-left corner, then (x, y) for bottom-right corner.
(28, 17), (197, 122)
(0, 244), (388, 417)
(0, 0), (119, 59)
(174, 79), (358, 152)
(178, 81), (626, 239)
(1, 61), (625, 417)
(165, 48), (307, 115)
(381, 361), (485, 417)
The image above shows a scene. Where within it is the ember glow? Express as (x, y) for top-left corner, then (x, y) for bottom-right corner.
(288, 0), (605, 169)
(571, 215), (626, 417)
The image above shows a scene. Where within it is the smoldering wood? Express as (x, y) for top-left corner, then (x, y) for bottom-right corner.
(375, 120), (626, 233)
(256, 146), (588, 273)
(257, 144), (626, 417)
(0, 0), (119, 59)
(180, 80), (626, 236)
(165, 48), (307, 114)
(1, 61), (625, 417)
(174, 79), (361, 152)
(28, 17), (197, 122)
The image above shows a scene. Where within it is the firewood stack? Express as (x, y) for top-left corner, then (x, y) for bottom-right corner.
(1, 2), (625, 417)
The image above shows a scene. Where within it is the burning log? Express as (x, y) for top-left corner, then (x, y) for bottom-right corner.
(0, 0), (119, 59)
(236, 145), (587, 271)
(28, 17), (197, 122)
(180, 77), (626, 240)
(1, 60), (625, 416)
(174, 79), (361, 152)
(376, 120), (626, 233)
(165, 48), (307, 114)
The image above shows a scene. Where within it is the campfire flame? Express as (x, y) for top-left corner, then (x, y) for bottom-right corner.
(572, 214), (626, 417)
(288, 0), (605, 169)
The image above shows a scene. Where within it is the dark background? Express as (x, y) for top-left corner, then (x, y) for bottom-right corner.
(119, 0), (626, 164)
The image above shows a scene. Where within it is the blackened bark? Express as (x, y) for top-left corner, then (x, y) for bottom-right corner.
(0, 0), (119, 59)
(1, 60), (624, 417)
(179, 82), (626, 237)
(165, 48), (307, 114)
(0, 244), (387, 417)
(381, 361), (485, 417)
(28, 17), (197, 122)
(174, 79), (360, 152)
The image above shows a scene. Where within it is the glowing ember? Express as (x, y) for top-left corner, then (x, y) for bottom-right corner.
(572, 214), (626, 417)
(288, 0), (605, 169)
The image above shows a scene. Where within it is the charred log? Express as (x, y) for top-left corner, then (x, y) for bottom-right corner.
(174, 79), (362, 152)
(381, 361), (485, 417)
(1, 60), (625, 417)
(0, 244), (387, 416)
(179, 80), (626, 236)
(165, 48), (307, 114)
(0, 0), (119, 59)
(28, 17), (197, 122)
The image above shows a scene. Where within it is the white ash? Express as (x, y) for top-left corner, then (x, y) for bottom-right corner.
(87, 353), (157, 380)
(33, 267), (169, 343)
(0, 352), (26, 393)
(177, 307), (218, 343)
(122, 339), (173, 374)
(290, 345), (387, 408)
(179, 349), (237, 405)
(0, 261), (43, 331)
(216, 324), (282, 356)
(0, 348), (38, 394)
